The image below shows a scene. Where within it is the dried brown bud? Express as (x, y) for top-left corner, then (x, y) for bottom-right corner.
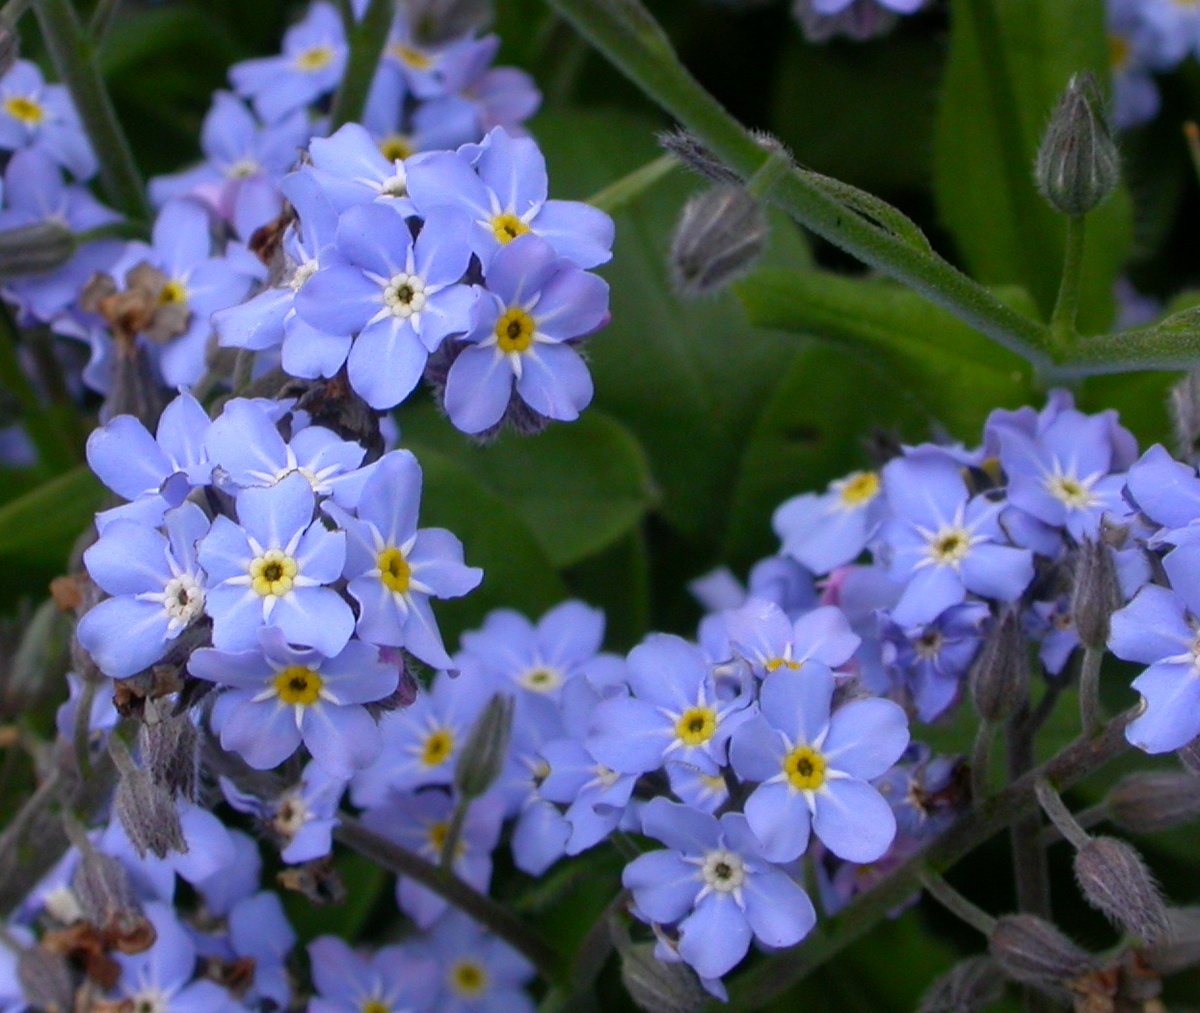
(1107, 771), (1200, 833)
(989, 914), (1094, 986)
(917, 956), (1006, 1013)
(276, 856), (345, 905)
(619, 942), (711, 1013)
(72, 852), (154, 955)
(969, 607), (1029, 723)
(1075, 836), (1169, 944)
(1070, 538), (1122, 650)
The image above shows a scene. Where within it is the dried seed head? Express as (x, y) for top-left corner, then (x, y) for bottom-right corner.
(72, 851), (154, 954)
(968, 607), (1029, 723)
(917, 956), (1007, 1013)
(1034, 73), (1120, 217)
(454, 692), (514, 801)
(620, 942), (712, 1013)
(1075, 836), (1170, 944)
(989, 914), (1094, 986)
(139, 701), (199, 802)
(1107, 771), (1200, 833)
(670, 184), (767, 296)
(1070, 538), (1122, 649)
(112, 764), (187, 860)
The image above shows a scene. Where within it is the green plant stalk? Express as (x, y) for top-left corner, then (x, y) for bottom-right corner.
(334, 816), (567, 985)
(1078, 645), (1104, 738)
(721, 711), (1133, 1010)
(1049, 215), (1086, 352)
(918, 869), (997, 936)
(328, 0), (394, 130)
(87, 0), (123, 44)
(543, 0), (1055, 372)
(33, 0), (151, 222)
(0, 0), (30, 28)
(586, 153), (677, 215)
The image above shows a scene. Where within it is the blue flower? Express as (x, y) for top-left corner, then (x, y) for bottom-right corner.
(0, 60), (96, 179)
(78, 502), (210, 679)
(623, 798), (817, 980)
(308, 934), (439, 1013)
(221, 761), (347, 864)
(415, 909), (535, 1013)
(197, 470), (353, 655)
(443, 233), (608, 433)
(325, 450), (482, 665)
(730, 664), (909, 863)
(303, 122), (419, 213)
(295, 202), (477, 409)
(723, 598), (860, 680)
(191, 627), (397, 776)
(773, 468), (887, 574)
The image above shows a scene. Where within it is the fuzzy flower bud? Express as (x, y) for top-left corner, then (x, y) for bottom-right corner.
(0, 221), (75, 277)
(1070, 538), (1121, 650)
(968, 607), (1028, 723)
(917, 956), (1006, 1013)
(454, 692), (514, 801)
(139, 700), (199, 802)
(669, 184), (767, 296)
(112, 760), (186, 860)
(1034, 73), (1120, 217)
(1074, 836), (1169, 944)
(619, 943), (712, 1013)
(989, 914), (1094, 986)
(17, 946), (74, 1013)
(1107, 771), (1200, 833)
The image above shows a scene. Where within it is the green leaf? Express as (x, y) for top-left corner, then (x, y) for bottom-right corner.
(414, 447), (568, 643)
(0, 465), (104, 564)
(400, 403), (656, 569)
(534, 108), (810, 542)
(933, 0), (1132, 330)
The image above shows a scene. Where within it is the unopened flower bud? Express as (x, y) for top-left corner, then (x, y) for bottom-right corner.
(917, 956), (1006, 1013)
(1034, 73), (1120, 217)
(1075, 836), (1169, 944)
(1070, 538), (1121, 649)
(657, 129), (740, 185)
(989, 914), (1094, 986)
(0, 221), (76, 277)
(139, 701), (199, 802)
(112, 762), (186, 860)
(670, 184), (767, 296)
(454, 692), (514, 801)
(620, 942), (711, 1013)
(1107, 771), (1200, 833)
(18, 946), (75, 1013)
(969, 607), (1028, 723)
(72, 852), (155, 954)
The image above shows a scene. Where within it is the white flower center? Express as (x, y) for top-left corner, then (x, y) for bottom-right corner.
(925, 525), (975, 567)
(1044, 468), (1098, 511)
(162, 574), (205, 629)
(131, 988), (170, 1013)
(227, 158), (260, 179)
(273, 791), (310, 838)
(383, 272), (426, 318)
(700, 848), (746, 893)
(518, 665), (563, 693)
(289, 260), (318, 291)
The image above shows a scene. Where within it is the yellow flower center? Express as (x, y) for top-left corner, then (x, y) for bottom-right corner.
(491, 212), (530, 245)
(928, 527), (972, 566)
(764, 657), (800, 672)
(421, 728), (454, 767)
(783, 745), (827, 791)
(495, 307), (535, 353)
(449, 959), (488, 997)
(294, 45), (335, 71)
(391, 44), (433, 70)
(250, 549), (298, 597)
(379, 133), (413, 162)
(674, 707), (717, 746)
(274, 665), (323, 706)
(159, 279), (188, 305)
(1045, 473), (1094, 510)
(4, 96), (43, 125)
(377, 546), (411, 593)
(835, 471), (880, 508)
(361, 1001), (390, 1013)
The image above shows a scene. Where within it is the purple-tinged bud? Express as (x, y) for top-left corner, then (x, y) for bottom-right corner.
(917, 956), (1006, 1013)
(1107, 771), (1200, 833)
(139, 699), (199, 802)
(1070, 538), (1121, 650)
(619, 942), (711, 1013)
(670, 184), (767, 297)
(968, 607), (1028, 723)
(454, 692), (514, 801)
(0, 221), (75, 277)
(71, 852), (155, 954)
(17, 946), (74, 1013)
(1034, 73), (1120, 217)
(1075, 836), (1169, 944)
(111, 755), (186, 860)
(988, 914), (1095, 986)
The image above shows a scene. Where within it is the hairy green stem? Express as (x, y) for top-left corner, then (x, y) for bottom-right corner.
(33, 0), (151, 221)
(722, 712), (1133, 1010)
(543, 0), (1055, 371)
(438, 796), (468, 871)
(1033, 778), (1090, 850)
(1078, 646), (1104, 738)
(87, 0), (123, 44)
(970, 719), (995, 803)
(1006, 706), (1052, 915)
(586, 153), (677, 215)
(1049, 215), (1085, 351)
(919, 869), (997, 936)
(334, 816), (567, 985)
(328, 0), (394, 130)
